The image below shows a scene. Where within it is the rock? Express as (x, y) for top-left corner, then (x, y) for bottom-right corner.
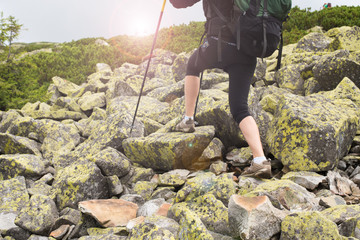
(137, 198), (165, 218)
(0, 154), (46, 180)
(281, 171), (327, 190)
(40, 120), (81, 162)
(321, 205), (360, 224)
(133, 181), (158, 200)
(293, 32), (333, 53)
(280, 211), (343, 240)
(170, 193), (230, 236)
(245, 180), (319, 211)
(128, 222), (176, 240)
(225, 147), (252, 167)
(73, 111), (143, 159)
(52, 76), (80, 96)
(22, 109), (84, 121)
(0, 176), (29, 214)
(14, 194), (58, 235)
(209, 160), (227, 175)
(106, 175), (124, 196)
(52, 161), (109, 210)
(158, 169), (189, 187)
(95, 39), (109, 46)
(0, 133), (42, 156)
(0, 110), (21, 133)
(325, 26), (360, 52)
(313, 55), (360, 91)
(175, 172), (237, 206)
(274, 63), (307, 95)
(78, 92), (106, 112)
(93, 147), (131, 178)
(267, 93), (359, 172)
(196, 99), (245, 148)
(197, 137), (225, 171)
(338, 214), (360, 239)
(228, 195), (287, 239)
(168, 203), (214, 240)
(78, 199), (138, 227)
(327, 171), (360, 197)
(319, 195), (347, 208)
(172, 52), (189, 82)
(0, 212), (17, 234)
(123, 126), (215, 171)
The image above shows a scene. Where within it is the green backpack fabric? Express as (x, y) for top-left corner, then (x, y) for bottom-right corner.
(234, 0), (291, 21)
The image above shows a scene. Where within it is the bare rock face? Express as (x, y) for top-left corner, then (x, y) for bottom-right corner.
(228, 195), (287, 239)
(78, 199), (138, 227)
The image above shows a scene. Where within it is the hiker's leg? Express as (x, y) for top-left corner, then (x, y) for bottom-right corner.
(227, 59), (265, 158)
(239, 116), (264, 158)
(184, 37), (219, 117)
(184, 75), (200, 116)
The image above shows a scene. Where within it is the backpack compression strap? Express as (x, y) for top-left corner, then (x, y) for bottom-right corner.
(260, 0), (268, 58)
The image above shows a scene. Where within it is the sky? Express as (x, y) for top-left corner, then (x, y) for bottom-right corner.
(1, 0), (359, 43)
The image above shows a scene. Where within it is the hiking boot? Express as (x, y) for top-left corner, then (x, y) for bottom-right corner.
(241, 159), (272, 179)
(175, 117), (195, 133)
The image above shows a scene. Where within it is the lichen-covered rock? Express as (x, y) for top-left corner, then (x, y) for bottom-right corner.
(73, 112), (143, 160)
(52, 76), (80, 96)
(266, 93), (359, 172)
(196, 137), (224, 171)
(40, 120), (81, 162)
(107, 96), (168, 122)
(281, 171), (327, 190)
(196, 99), (245, 148)
(0, 154), (46, 180)
(78, 92), (106, 112)
(274, 63), (307, 95)
(172, 52), (189, 82)
(105, 78), (137, 102)
(321, 205), (360, 224)
(245, 180), (319, 211)
(168, 204), (214, 240)
(325, 26), (360, 52)
(106, 175), (124, 196)
(338, 214), (360, 239)
(170, 193), (230, 236)
(313, 55), (360, 91)
(0, 176), (29, 214)
(133, 181), (158, 200)
(22, 109), (84, 121)
(123, 126), (215, 171)
(0, 133), (42, 156)
(228, 195), (287, 240)
(146, 81), (184, 103)
(0, 110), (21, 133)
(280, 211), (343, 240)
(175, 172), (237, 205)
(129, 222), (176, 240)
(93, 147), (131, 178)
(14, 194), (58, 235)
(319, 77), (360, 117)
(0, 212), (17, 234)
(52, 161), (109, 210)
(293, 32), (334, 53)
(158, 170), (188, 187)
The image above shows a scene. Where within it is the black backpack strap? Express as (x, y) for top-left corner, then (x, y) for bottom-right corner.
(276, 31), (284, 71)
(260, 0), (268, 58)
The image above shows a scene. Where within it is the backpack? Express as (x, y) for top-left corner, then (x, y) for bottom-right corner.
(206, 0), (292, 69)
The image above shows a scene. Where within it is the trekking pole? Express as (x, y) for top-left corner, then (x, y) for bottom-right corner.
(130, 0), (167, 135)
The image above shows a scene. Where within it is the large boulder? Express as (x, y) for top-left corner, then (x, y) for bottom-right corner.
(266, 93), (359, 172)
(123, 126), (215, 171)
(228, 195), (287, 239)
(325, 26), (360, 52)
(0, 154), (46, 180)
(0, 176), (29, 214)
(52, 161), (109, 210)
(0, 133), (42, 156)
(313, 54), (360, 91)
(280, 211), (343, 240)
(15, 194), (58, 235)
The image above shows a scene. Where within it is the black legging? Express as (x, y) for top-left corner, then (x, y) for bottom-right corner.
(186, 36), (257, 124)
